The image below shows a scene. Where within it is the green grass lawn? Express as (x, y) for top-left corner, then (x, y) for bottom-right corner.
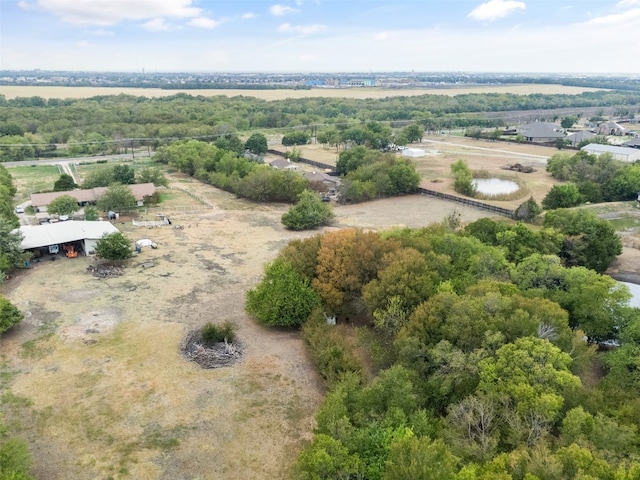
(8, 165), (62, 202)
(74, 158), (161, 184)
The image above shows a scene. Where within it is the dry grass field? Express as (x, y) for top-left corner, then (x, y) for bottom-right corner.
(4, 127), (639, 478)
(0, 84), (603, 101)
(0, 175), (495, 480)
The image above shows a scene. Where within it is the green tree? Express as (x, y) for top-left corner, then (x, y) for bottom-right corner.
(81, 168), (115, 189)
(384, 437), (458, 480)
(244, 133), (268, 155)
(282, 131), (311, 146)
(46, 195), (79, 216)
(401, 124), (425, 144)
(281, 190), (334, 231)
(541, 184), (583, 210)
(53, 174), (77, 192)
(560, 116), (578, 128)
(246, 258), (321, 327)
(0, 217), (27, 281)
(451, 160), (476, 197)
(294, 434), (362, 480)
(136, 167), (168, 187)
(543, 208), (622, 273)
(112, 164), (135, 185)
(0, 296), (24, 335)
(83, 205), (99, 221)
(94, 231), (132, 261)
(96, 184), (136, 212)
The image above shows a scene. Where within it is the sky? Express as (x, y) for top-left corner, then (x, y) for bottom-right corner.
(1, 0), (639, 74)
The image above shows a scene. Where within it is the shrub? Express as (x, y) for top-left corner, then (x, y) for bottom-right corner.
(201, 321), (236, 345)
(542, 184), (584, 210)
(281, 190), (334, 230)
(245, 258), (321, 327)
(95, 232), (132, 261)
(0, 296), (23, 335)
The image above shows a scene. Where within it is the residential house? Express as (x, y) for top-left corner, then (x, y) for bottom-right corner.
(565, 130), (596, 146)
(517, 122), (565, 143)
(30, 183), (156, 212)
(596, 121), (627, 136)
(269, 158), (299, 171)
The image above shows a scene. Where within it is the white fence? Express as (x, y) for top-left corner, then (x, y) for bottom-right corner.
(132, 218), (170, 227)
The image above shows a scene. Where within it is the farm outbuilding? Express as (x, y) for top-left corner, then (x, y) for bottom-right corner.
(402, 148), (426, 158)
(18, 221), (120, 257)
(581, 144), (640, 163)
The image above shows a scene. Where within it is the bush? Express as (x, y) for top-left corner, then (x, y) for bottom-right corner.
(0, 296), (23, 335)
(542, 183), (584, 210)
(281, 190), (334, 230)
(201, 321), (236, 345)
(451, 159), (476, 197)
(301, 309), (365, 387)
(94, 232), (132, 261)
(245, 258), (321, 327)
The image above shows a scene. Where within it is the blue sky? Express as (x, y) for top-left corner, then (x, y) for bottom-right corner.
(1, 0), (639, 73)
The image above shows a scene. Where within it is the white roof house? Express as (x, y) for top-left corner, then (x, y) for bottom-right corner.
(18, 221), (120, 256)
(402, 148), (426, 158)
(581, 144), (640, 163)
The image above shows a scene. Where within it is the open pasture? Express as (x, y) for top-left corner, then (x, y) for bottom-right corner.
(0, 84), (603, 101)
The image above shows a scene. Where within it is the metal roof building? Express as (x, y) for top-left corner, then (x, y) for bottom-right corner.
(18, 221), (120, 256)
(581, 144), (640, 163)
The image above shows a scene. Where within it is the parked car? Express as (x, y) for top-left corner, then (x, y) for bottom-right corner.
(15, 205), (24, 214)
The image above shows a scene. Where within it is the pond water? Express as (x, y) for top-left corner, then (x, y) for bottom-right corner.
(620, 281), (640, 308)
(472, 178), (519, 196)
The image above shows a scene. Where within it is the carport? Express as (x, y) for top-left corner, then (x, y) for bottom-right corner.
(18, 221), (120, 257)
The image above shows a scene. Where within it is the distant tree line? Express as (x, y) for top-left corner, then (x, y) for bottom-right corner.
(0, 89), (638, 160)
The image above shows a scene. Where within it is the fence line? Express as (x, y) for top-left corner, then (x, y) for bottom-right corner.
(418, 187), (515, 218)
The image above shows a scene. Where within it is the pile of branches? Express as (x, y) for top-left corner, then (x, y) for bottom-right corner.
(180, 329), (244, 369)
(87, 264), (125, 278)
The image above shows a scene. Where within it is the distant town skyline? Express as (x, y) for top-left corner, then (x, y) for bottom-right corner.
(1, 0), (639, 74)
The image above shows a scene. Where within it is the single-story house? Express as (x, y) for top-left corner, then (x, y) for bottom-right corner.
(402, 148), (426, 158)
(565, 130), (596, 146)
(18, 220), (120, 257)
(517, 122), (565, 143)
(303, 171), (341, 189)
(581, 144), (640, 163)
(30, 183), (156, 212)
(596, 121), (627, 136)
(269, 158), (299, 170)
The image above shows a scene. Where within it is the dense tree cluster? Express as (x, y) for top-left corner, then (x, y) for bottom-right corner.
(155, 139), (310, 203)
(1, 89), (638, 160)
(246, 220), (638, 479)
(336, 147), (421, 203)
(545, 150), (640, 204)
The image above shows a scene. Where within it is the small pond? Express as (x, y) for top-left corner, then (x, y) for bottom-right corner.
(620, 281), (640, 308)
(472, 178), (519, 196)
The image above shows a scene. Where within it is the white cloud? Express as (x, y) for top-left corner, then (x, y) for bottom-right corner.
(188, 16), (221, 29)
(86, 28), (114, 37)
(468, 0), (526, 21)
(29, 0), (201, 26)
(143, 18), (171, 31)
(278, 23), (326, 35)
(618, 0), (640, 6)
(270, 4), (299, 16)
(241, 12), (256, 19)
(75, 40), (91, 47)
(581, 7), (640, 26)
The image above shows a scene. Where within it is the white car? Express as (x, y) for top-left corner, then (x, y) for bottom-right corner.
(15, 206), (24, 214)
